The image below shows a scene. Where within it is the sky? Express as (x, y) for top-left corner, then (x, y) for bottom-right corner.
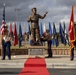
(0, 0), (76, 33)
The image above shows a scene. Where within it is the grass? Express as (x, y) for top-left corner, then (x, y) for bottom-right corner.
(52, 44), (69, 48)
(10, 43), (69, 49)
(10, 45), (28, 49)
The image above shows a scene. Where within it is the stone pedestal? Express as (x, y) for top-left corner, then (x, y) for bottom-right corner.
(28, 46), (46, 57)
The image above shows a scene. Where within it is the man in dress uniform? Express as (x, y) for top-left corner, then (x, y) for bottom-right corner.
(27, 7), (48, 44)
(1, 25), (11, 60)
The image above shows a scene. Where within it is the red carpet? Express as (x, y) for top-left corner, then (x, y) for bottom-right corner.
(24, 58), (46, 67)
(19, 58), (50, 75)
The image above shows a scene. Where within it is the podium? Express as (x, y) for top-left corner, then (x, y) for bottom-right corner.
(28, 46), (46, 57)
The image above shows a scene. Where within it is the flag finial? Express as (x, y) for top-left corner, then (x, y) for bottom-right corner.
(4, 3), (5, 6)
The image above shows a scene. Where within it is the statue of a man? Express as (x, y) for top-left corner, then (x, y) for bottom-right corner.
(27, 7), (48, 44)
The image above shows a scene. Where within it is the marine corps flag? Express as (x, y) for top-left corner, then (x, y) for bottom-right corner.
(68, 5), (75, 61)
(68, 4), (75, 48)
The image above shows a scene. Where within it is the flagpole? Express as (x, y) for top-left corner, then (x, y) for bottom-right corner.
(3, 3), (5, 23)
(15, 8), (21, 22)
(24, 23), (26, 45)
(15, 8), (21, 30)
(63, 22), (65, 55)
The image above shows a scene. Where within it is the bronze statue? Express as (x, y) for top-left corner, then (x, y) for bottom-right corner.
(27, 7), (48, 44)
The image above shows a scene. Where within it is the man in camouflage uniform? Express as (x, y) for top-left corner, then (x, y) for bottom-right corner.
(27, 7), (48, 44)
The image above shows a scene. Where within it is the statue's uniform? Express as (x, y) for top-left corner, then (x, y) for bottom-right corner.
(28, 12), (47, 43)
(28, 14), (41, 42)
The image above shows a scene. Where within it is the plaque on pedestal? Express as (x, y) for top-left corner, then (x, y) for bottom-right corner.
(28, 46), (46, 57)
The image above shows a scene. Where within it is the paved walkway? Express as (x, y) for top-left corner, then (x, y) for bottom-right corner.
(0, 55), (76, 68)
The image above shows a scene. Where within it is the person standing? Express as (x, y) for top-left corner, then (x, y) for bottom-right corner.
(70, 47), (74, 61)
(27, 7), (48, 44)
(46, 30), (52, 58)
(70, 42), (74, 61)
(1, 25), (11, 60)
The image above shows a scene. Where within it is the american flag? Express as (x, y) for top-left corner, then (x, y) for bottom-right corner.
(0, 4), (5, 35)
(0, 20), (5, 34)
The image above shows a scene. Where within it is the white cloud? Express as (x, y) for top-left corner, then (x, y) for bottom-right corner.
(60, 16), (70, 24)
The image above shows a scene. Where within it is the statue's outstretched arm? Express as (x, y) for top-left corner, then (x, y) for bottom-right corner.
(39, 12), (48, 19)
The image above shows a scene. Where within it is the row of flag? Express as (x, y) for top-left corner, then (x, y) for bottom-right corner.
(1, 20), (69, 47)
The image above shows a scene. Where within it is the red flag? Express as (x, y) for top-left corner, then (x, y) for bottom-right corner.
(68, 4), (75, 48)
(13, 23), (18, 46)
(10, 23), (12, 33)
(68, 5), (75, 60)
(10, 23), (13, 36)
(68, 4), (74, 41)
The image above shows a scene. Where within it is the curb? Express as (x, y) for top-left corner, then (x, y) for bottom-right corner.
(0, 63), (76, 68)
(47, 63), (76, 68)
